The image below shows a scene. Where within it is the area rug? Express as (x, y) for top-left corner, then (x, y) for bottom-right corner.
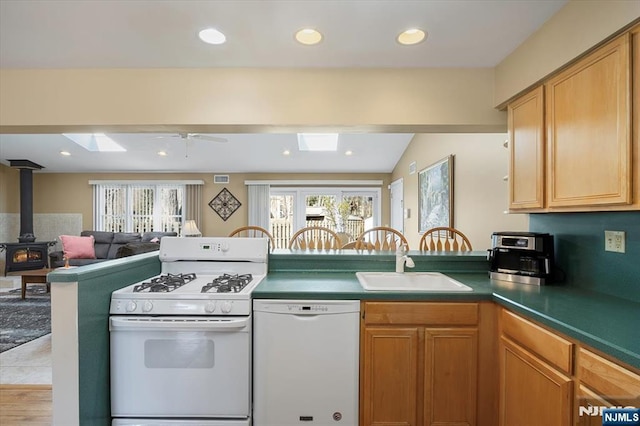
(0, 287), (51, 353)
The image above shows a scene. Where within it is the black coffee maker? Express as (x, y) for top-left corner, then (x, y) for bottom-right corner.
(487, 232), (554, 285)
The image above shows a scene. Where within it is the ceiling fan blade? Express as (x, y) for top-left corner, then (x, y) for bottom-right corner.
(188, 134), (228, 143)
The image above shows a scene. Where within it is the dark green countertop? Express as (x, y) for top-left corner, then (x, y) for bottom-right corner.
(254, 271), (640, 370)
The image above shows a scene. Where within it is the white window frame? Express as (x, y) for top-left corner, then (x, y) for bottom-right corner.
(270, 187), (381, 232)
(92, 182), (186, 233)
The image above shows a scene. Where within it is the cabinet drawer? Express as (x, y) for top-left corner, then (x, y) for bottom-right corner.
(501, 309), (573, 374)
(578, 348), (640, 405)
(363, 302), (478, 326)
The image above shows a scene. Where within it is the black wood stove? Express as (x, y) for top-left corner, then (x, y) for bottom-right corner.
(1, 160), (54, 275)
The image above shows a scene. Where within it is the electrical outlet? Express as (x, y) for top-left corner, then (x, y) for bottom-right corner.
(604, 230), (626, 253)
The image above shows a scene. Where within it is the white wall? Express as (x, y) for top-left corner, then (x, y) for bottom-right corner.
(392, 133), (529, 251)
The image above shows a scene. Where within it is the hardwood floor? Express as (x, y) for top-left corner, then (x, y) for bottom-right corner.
(0, 384), (52, 426)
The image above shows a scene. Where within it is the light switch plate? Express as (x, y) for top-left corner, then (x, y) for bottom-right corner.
(604, 230), (625, 253)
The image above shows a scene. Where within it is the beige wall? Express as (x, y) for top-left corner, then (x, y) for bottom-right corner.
(30, 171), (390, 238)
(392, 133), (528, 251)
(494, 1), (639, 106)
(0, 68), (505, 133)
(0, 163), (19, 213)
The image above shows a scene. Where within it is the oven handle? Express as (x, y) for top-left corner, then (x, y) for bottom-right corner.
(109, 316), (250, 331)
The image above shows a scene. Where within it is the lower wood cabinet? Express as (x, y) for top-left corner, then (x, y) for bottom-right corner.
(499, 309), (574, 426)
(576, 347), (640, 426)
(499, 336), (573, 426)
(359, 303), (640, 426)
(360, 302), (484, 426)
(499, 308), (640, 426)
(361, 326), (420, 425)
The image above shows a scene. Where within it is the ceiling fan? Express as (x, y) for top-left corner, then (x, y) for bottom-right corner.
(163, 132), (228, 143)
(153, 132), (228, 158)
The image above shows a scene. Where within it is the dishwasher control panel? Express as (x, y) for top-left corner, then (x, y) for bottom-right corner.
(253, 299), (360, 315)
(287, 304), (329, 312)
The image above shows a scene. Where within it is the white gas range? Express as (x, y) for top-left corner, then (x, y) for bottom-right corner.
(109, 236), (269, 426)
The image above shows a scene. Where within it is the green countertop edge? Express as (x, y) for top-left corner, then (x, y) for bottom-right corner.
(47, 251), (160, 282)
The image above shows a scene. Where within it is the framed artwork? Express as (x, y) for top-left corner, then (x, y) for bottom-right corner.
(209, 188), (241, 221)
(418, 155), (454, 233)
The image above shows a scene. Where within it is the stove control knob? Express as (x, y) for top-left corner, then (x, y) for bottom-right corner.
(125, 301), (137, 313)
(205, 301), (217, 313)
(142, 301), (153, 313)
(221, 301), (233, 313)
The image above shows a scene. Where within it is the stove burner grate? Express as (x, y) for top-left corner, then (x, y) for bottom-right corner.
(201, 273), (253, 293)
(133, 273), (197, 293)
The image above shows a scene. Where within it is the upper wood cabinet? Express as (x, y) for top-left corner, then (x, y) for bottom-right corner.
(506, 26), (639, 212)
(545, 33), (632, 208)
(508, 86), (545, 210)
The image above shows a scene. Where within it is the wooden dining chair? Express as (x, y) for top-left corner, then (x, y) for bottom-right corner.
(288, 226), (342, 250)
(419, 227), (473, 252)
(353, 226), (408, 251)
(228, 226), (275, 250)
(341, 241), (358, 249)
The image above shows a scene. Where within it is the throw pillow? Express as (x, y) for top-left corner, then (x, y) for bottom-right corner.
(60, 235), (97, 259)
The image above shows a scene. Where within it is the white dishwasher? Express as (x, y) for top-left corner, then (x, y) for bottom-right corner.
(253, 299), (360, 426)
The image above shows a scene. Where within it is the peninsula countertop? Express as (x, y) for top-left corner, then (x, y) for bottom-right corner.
(254, 269), (640, 371)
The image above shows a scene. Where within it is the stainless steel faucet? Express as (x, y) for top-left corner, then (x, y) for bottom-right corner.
(395, 244), (415, 273)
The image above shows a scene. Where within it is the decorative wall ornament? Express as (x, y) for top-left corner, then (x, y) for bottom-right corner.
(209, 188), (241, 221)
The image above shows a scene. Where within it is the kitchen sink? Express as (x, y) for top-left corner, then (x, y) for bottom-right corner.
(356, 272), (473, 292)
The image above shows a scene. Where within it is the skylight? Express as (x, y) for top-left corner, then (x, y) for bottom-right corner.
(297, 133), (338, 151)
(63, 133), (126, 152)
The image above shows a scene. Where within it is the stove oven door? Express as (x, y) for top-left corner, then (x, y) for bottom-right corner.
(109, 316), (251, 420)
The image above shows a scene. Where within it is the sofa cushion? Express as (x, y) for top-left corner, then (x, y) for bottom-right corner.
(142, 231), (177, 242)
(113, 233), (142, 244)
(115, 242), (162, 258)
(67, 258), (104, 267)
(81, 230), (115, 244)
(108, 232), (142, 259)
(81, 230), (114, 259)
(60, 235), (97, 260)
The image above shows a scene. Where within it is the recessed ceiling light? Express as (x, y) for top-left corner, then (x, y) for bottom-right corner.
(345, 150), (353, 156)
(397, 28), (427, 45)
(60, 151), (71, 156)
(295, 28), (323, 45)
(199, 28), (226, 45)
(283, 150), (291, 156)
(157, 151), (168, 157)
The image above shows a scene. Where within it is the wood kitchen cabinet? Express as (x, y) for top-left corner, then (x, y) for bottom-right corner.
(576, 348), (640, 426)
(360, 302), (495, 426)
(506, 25), (639, 212)
(499, 309), (574, 426)
(507, 85), (545, 211)
(545, 33), (632, 208)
